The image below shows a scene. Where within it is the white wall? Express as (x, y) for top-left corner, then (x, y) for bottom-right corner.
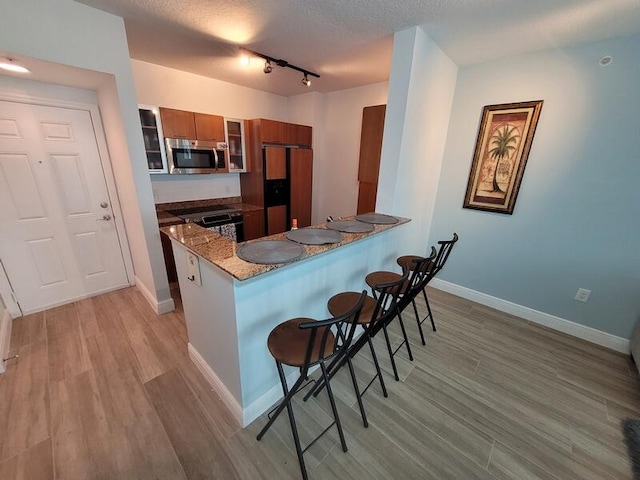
(131, 60), (289, 204)
(378, 27), (458, 256)
(316, 82), (388, 221)
(0, 0), (172, 310)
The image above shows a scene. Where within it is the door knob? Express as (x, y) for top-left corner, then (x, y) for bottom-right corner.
(100, 202), (109, 208)
(97, 214), (112, 221)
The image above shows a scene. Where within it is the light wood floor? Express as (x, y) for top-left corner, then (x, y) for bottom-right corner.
(0, 285), (638, 479)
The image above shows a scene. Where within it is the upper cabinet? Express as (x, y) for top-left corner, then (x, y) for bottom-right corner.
(286, 123), (312, 148)
(225, 118), (247, 172)
(138, 105), (168, 174)
(260, 119), (288, 144)
(194, 113), (225, 142)
(159, 107), (196, 139)
(252, 119), (312, 147)
(159, 108), (225, 142)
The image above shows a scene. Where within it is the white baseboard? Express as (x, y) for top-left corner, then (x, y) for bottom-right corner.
(430, 279), (629, 354)
(135, 276), (175, 315)
(242, 369), (300, 428)
(0, 309), (13, 374)
(188, 343), (244, 427)
(188, 342), (303, 428)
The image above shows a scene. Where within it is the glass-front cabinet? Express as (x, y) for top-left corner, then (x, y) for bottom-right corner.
(138, 105), (168, 174)
(224, 118), (247, 172)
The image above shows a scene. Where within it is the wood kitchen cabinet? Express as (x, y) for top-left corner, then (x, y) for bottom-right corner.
(286, 123), (312, 147)
(194, 113), (225, 141)
(242, 209), (265, 241)
(159, 108), (225, 142)
(160, 229), (178, 282)
(290, 148), (313, 228)
(241, 118), (313, 235)
(357, 104), (386, 214)
(159, 107), (196, 139)
(259, 119), (288, 144)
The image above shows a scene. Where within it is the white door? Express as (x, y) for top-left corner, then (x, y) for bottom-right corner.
(0, 101), (129, 314)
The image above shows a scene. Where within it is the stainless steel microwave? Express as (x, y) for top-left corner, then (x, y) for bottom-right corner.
(165, 138), (227, 174)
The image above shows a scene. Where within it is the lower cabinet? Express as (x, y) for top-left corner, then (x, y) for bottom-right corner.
(243, 209), (265, 241)
(160, 232), (178, 283)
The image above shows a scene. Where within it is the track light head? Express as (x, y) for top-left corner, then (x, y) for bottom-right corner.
(301, 73), (311, 87)
(263, 59), (273, 74)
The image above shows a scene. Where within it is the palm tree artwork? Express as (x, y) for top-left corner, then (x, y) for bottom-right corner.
(486, 124), (520, 193)
(464, 100), (543, 214)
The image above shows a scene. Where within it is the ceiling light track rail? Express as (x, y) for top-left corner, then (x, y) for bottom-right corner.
(240, 48), (320, 86)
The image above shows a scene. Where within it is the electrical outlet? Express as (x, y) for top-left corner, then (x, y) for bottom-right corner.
(575, 288), (591, 302)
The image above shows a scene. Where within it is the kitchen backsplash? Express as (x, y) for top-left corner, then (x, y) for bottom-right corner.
(151, 174), (241, 204)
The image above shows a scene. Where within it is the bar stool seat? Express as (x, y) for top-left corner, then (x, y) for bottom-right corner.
(327, 293), (376, 324)
(365, 271), (410, 295)
(397, 255), (422, 271)
(268, 318), (335, 367)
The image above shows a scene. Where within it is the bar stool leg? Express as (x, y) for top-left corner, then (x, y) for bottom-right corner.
(256, 361), (304, 441)
(382, 324), (400, 381)
(320, 362), (348, 452)
(397, 311), (414, 361)
(422, 289), (437, 332)
(411, 298), (427, 345)
(256, 361), (309, 480)
(345, 356), (368, 428)
(366, 334), (388, 397)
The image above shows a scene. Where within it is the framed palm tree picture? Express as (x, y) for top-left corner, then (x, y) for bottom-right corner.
(463, 100), (543, 214)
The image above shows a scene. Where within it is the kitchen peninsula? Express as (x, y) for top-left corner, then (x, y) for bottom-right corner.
(161, 216), (409, 427)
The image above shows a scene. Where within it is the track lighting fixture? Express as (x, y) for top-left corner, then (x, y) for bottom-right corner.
(240, 48), (319, 87)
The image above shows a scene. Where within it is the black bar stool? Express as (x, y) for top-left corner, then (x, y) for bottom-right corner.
(397, 232), (458, 342)
(256, 291), (367, 480)
(311, 267), (409, 427)
(365, 249), (438, 377)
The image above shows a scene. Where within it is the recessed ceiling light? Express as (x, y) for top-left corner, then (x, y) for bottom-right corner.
(0, 57), (30, 73)
(599, 55), (613, 67)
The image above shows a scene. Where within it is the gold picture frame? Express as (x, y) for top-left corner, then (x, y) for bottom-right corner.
(463, 100), (543, 214)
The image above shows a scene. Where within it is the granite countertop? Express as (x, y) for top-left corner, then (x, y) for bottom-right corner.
(160, 215), (410, 281)
(156, 202), (263, 227)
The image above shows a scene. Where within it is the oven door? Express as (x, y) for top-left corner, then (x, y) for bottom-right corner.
(166, 138), (219, 174)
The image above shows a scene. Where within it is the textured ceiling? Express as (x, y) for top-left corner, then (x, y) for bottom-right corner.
(75, 0), (640, 97)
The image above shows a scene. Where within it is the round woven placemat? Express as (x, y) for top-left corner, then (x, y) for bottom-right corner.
(236, 240), (305, 264)
(354, 213), (399, 225)
(285, 228), (344, 245)
(325, 220), (375, 233)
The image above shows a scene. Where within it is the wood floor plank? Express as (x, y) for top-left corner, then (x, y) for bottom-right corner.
(46, 303), (92, 383)
(118, 307), (171, 383)
(0, 438), (53, 480)
(488, 441), (560, 480)
(144, 368), (240, 479)
(85, 332), (157, 427)
(9, 311), (45, 350)
(0, 339), (50, 462)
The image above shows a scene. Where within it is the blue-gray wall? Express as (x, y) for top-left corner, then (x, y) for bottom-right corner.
(429, 34), (640, 338)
